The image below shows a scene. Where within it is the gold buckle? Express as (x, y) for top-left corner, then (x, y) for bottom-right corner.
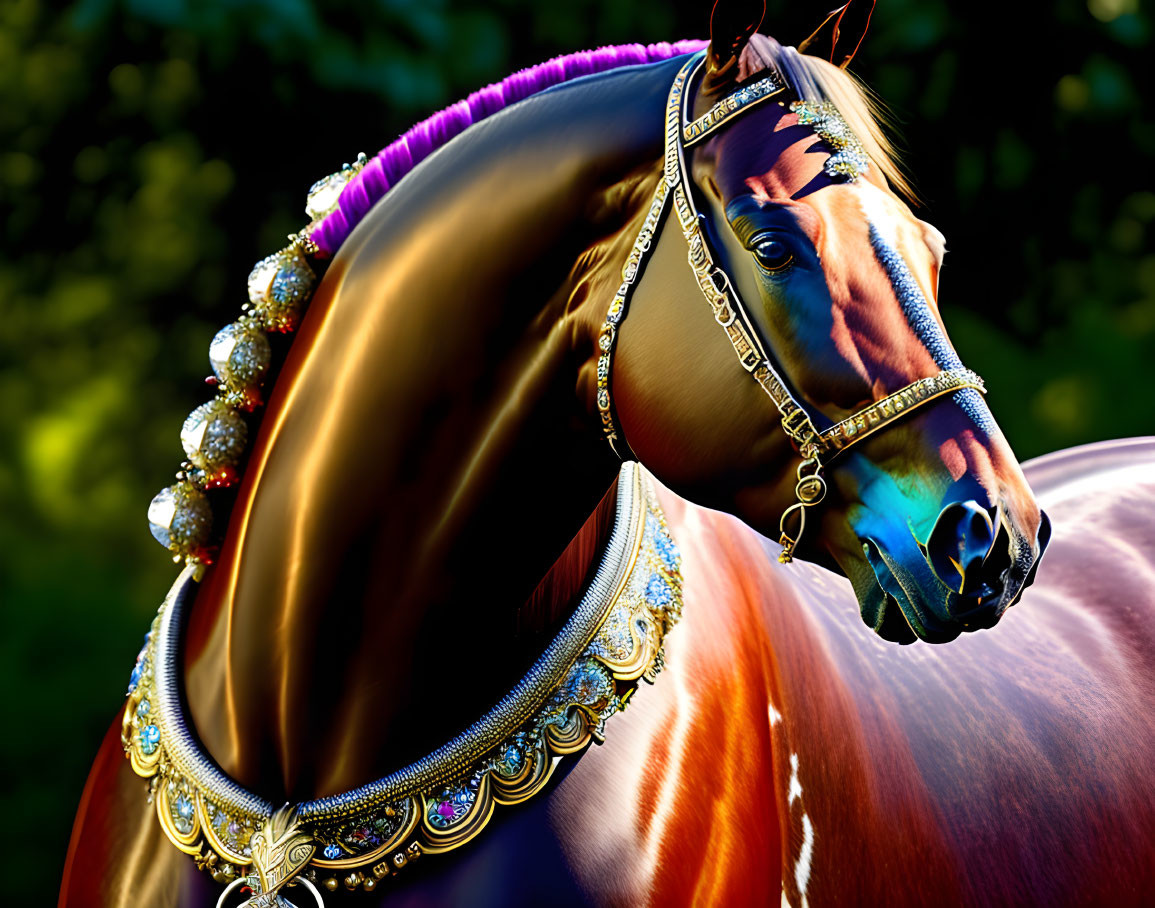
(780, 407), (814, 444)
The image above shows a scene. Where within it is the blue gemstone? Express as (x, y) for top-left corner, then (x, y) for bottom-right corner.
(504, 745), (523, 771)
(140, 724), (160, 755)
(655, 533), (679, 570)
(645, 574), (672, 607)
(127, 662), (143, 693)
(322, 843), (342, 860)
(174, 794), (194, 820)
(137, 699), (151, 718)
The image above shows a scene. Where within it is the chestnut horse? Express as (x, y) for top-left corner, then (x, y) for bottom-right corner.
(62, 11), (1150, 907)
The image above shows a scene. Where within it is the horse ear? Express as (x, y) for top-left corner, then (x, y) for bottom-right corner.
(707, 0), (766, 76)
(798, 0), (876, 69)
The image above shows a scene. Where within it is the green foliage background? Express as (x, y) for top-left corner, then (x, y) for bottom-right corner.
(1, 0), (1150, 896)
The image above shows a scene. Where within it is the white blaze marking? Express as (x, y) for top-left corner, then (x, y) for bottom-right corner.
(795, 813), (815, 899)
(787, 752), (802, 807)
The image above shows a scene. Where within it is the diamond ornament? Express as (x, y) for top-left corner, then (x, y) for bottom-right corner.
(305, 153), (368, 221)
(305, 171), (354, 221)
(147, 481), (212, 555)
(789, 100), (870, 182)
(180, 399), (248, 480)
(209, 321), (271, 392)
(247, 246), (316, 333)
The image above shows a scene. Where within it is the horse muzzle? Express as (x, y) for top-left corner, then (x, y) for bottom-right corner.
(858, 501), (1051, 644)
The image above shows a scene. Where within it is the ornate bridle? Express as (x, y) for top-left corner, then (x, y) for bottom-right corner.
(595, 52), (985, 562)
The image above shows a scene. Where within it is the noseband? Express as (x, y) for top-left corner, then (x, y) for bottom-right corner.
(595, 52), (985, 562)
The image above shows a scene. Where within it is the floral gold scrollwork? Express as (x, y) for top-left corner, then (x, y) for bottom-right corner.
(311, 796), (419, 872)
(420, 774), (497, 854)
(156, 777), (202, 855)
(197, 792), (258, 868)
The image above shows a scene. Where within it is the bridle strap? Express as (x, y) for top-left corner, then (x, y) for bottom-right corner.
(597, 52), (986, 562)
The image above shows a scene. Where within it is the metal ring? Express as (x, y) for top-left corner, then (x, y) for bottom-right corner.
(708, 266), (731, 296)
(215, 878), (246, 908)
(795, 475), (827, 505)
(291, 878), (326, 908)
(795, 457), (821, 481)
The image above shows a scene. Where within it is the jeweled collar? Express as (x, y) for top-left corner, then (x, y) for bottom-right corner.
(122, 462), (682, 905)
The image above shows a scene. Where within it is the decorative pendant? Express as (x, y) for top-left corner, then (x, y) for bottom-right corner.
(250, 805), (317, 897)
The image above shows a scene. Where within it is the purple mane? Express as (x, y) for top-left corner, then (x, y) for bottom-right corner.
(308, 40), (706, 256)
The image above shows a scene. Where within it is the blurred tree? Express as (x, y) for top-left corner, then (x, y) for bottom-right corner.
(0, 0), (1149, 897)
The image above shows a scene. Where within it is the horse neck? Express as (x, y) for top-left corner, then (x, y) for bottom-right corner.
(180, 56), (686, 802)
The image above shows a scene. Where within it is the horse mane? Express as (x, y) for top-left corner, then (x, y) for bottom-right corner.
(309, 40), (706, 256)
(309, 35), (915, 257)
(742, 34), (915, 201)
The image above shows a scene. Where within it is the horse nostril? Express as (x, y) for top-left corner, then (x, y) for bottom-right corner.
(925, 500), (997, 595)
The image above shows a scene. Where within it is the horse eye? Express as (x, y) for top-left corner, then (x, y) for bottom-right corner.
(752, 237), (794, 273)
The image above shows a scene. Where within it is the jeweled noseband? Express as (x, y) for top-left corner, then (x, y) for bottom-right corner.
(596, 52), (985, 562)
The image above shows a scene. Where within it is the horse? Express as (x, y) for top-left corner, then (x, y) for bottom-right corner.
(64, 5), (1151, 905)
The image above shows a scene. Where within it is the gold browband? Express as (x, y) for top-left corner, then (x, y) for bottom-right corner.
(682, 72), (786, 145)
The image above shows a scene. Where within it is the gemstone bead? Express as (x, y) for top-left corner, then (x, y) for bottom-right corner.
(247, 253), (280, 307)
(172, 794), (195, 834)
(127, 662), (143, 693)
(147, 482), (212, 556)
(180, 399), (248, 483)
(140, 724), (161, 755)
(501, 745), (523, 774)
(209, 321), (271, 395)
(247, 246), (316, 333)
(561, 659), (613, 711)
(306, 170), (355, 221)
(322, 843), (342, 860)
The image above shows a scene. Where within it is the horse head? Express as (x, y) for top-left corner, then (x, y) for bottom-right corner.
(607, 11), (1049, 643)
